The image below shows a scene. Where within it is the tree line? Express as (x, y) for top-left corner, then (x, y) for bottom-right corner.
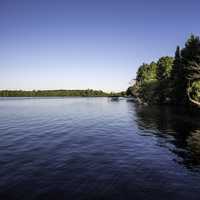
(127, 35), (200, 107)
(0, 89), (125, 97)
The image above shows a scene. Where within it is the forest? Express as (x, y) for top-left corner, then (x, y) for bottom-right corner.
(127, 35), (200, 107)
(0, 89), (125, 97)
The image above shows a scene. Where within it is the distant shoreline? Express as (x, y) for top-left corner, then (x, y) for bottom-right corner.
(0, 90), (126, 97)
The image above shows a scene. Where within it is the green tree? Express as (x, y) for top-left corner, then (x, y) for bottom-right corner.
(156, 56), (174, 81)
(136, 63), (150, 83)
(129, 34), (200, 107)
(171, 46), (187, 104)
(181, 35), (200, 106)
(156, 56), (174, 103)
(136, 62), (157, 83)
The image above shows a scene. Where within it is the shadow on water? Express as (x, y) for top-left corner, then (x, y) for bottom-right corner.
(1, 98), (200, 200)
(131, 103), (200, 169)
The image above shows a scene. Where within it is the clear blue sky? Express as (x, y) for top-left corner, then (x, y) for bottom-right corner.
(0, 0), (199, 91)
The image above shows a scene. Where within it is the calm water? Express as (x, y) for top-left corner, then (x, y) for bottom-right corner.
(0, 97), (200, 200)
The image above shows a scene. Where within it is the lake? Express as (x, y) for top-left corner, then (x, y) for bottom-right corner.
(0, 97), (200, 200)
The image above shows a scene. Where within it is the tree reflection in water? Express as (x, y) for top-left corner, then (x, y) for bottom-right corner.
(131, 103), (200, 169)
(187, 130), (200, 165)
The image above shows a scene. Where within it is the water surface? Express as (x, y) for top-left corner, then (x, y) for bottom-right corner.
(0, 97), (200, 200)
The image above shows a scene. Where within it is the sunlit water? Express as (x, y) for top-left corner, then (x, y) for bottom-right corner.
(0, 97), (200, 200)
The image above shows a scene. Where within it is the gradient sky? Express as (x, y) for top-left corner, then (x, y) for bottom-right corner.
(0, 0), (200, 91)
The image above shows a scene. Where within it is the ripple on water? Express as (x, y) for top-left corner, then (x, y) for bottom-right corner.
(0, 98), (200, 200)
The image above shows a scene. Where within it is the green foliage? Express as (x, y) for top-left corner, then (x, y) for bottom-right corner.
(182, 35), (200, 81)
(136, 62), (157, 83)
(137, 80), (159, 104)
(0, 89), (125, 97)
(180, 35), (200, 105)
(136, 63), (150, 82)
(131, 56), (173, 104)
(129, 35), (200, 107)
(156, 56), (174, 81)
(170, 46), (187, 104)
(171, 46), (181, 82)
(190, 81), (200, 102)
(156, 56), (173, 103)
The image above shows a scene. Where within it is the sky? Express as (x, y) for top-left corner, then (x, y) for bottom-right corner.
(0, 0), (200, 92)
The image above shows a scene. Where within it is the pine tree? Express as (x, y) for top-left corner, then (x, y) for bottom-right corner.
(170, 46), (186, 104)
(181, 35), (200, 106)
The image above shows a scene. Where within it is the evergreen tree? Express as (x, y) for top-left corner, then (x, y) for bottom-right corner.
(182, 35), (200, 81)
(171, 46), (181, 81)
(128, 35), (200, 107)
(156, 56), (174, 103)
(171, 46), (186, 104)
(181, 35), (200, 105)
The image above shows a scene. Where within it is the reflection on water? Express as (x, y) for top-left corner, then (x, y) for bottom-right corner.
(0, 98), (200, 200)
(187, 130), (200, 164)
(133, 104), (200, 168)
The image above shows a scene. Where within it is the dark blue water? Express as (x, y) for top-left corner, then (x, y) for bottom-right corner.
(0, 97), (200, 200)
